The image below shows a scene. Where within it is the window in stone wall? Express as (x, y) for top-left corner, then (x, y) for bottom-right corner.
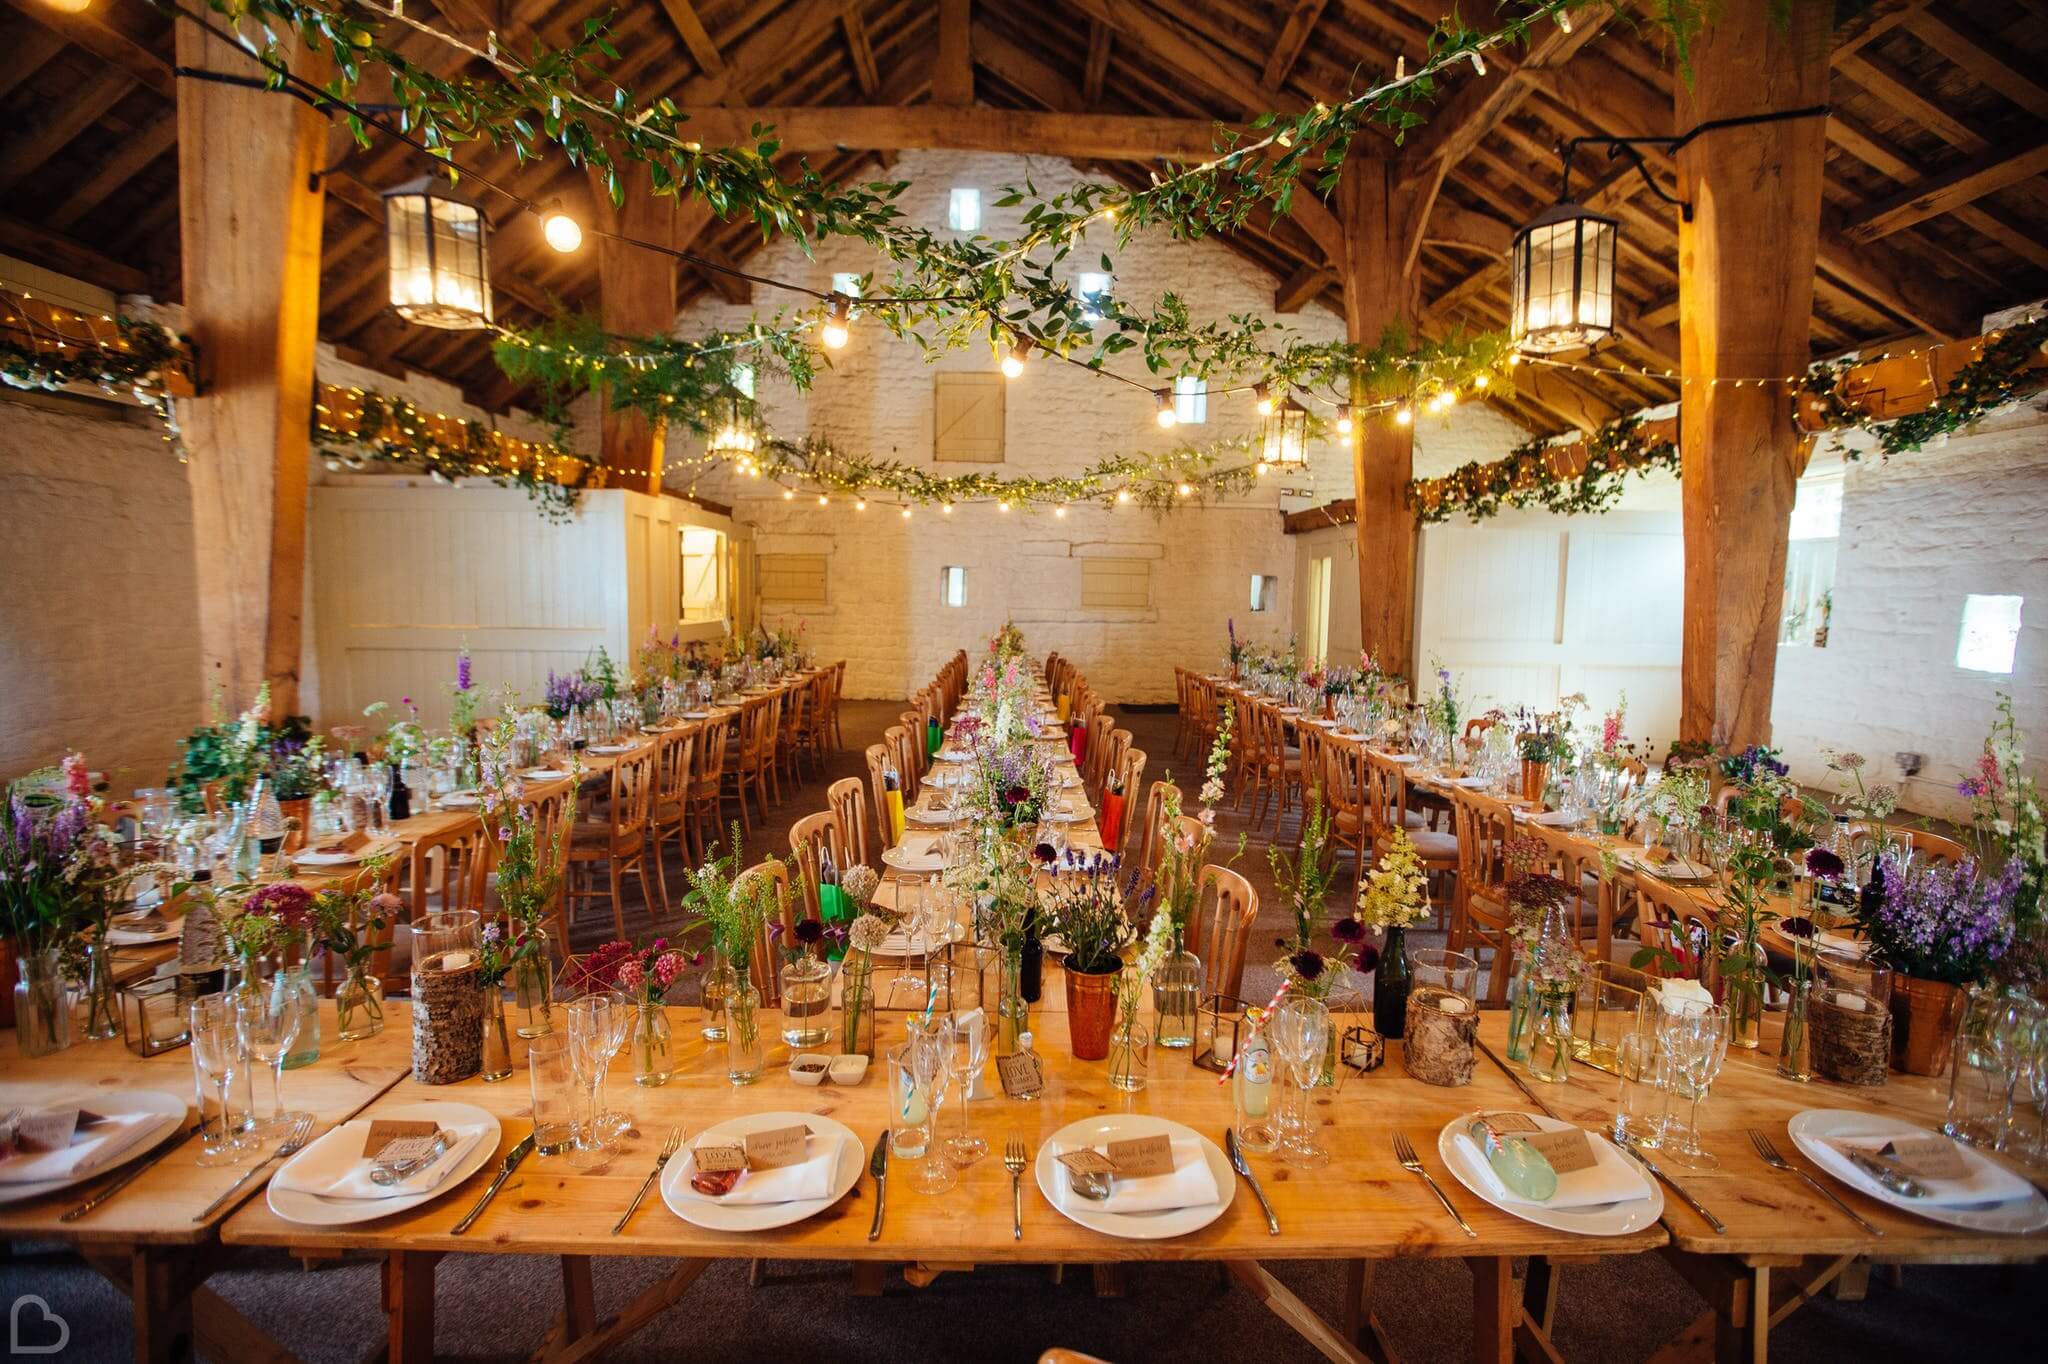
(934, 372), (1006, 462)
(1957, 594), (2023, 674)
(1080, 557), (1151, 610)
(758, 553), (828, 606)
(680, 526), (728, 623)
(940, 565), (968, 608)
(948, 187), (982, 232)
(1077, 271), (1112, 321)
(1249, 574), (1279, 611)
(1173, 375), (1208, 424)
(1780, 465), (1842, 648)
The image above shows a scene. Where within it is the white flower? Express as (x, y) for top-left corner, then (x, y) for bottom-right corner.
(847, 914), (891, 953)
(1655, 979), (1714, 1015)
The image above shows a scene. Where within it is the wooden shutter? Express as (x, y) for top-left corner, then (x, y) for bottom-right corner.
(1080, 558), (1150, 609)
(934, 372), (1006, 462)
(758, 553), (828, 605)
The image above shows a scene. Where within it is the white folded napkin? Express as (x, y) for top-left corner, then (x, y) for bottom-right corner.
(1821, 1134), (2038, 1207)
(0, 1110), (165, 1184)
(270, 1119), (489, 1201)
(1453, 1131), (1652, 1209)
(676, 1135), (845, 1205)
(888, 836), (945, 872)
(1050, 1139), (1220, 1215)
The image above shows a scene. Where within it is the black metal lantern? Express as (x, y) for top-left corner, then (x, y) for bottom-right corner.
(383, 176), (493, 330)
(1509, 200), (1616, 354)
(1259, 394), (1309, 467)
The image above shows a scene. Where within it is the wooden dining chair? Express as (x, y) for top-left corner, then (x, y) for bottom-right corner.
(1634, 872), (1722, 987)
(777, 680), (812, 789)
(758, 691), (788, 808)
(897, 710), (930, 795)
(567, 746), (660, 940)
(787, 809), (839, 923)
(883, 725), (919, 807)
(1133, 778), (1181, 893)
(865, 743), (896, 849)
(405, 822), (492, 925)
(1099, 728), (1132, 804)
(316, 856), (405, 996)
(1246, 703), (1302, 835)
(825, 662), (848, 752)
(1322, 739), (1372, 888)
(732, 859), (793, 1006)
(827, 776), (873, 867)
(1229, 692), (1262, 798)
(1083, 712), (1115, 794)
(724, 697), (775, 831)
(520, 784), (573, 961)
(1189, 864), (1260, 999)
(684, 721), (729, 864)
(646, 728), (695, 915)
(1447, 788), (1519, 1002)
(1186, 676), (1219, 768)
(1529, 821), (1615, 964)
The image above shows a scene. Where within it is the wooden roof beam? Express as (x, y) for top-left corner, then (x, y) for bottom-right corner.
(1907, 8), (2048, 119)
(0, 20), (63, 102)
(1836, 50), (1989, 154)
(1063, 0), (1277, 116)
(1843, 135), (2048, 242)
(1828, 110), (2048, 272)
(0, 65), (135, 194)
(972, 22), (1087, 112)
(658, 0), (727, 78)
(45, 115), (179, 230)
(1262, 0), (1328, 94)
(0, 209), (149, 293)
(842, 10), (881, 96)
(1815, 213), (1977, 340)
(934, 0), (972, 105)
(665, 104), (1231, 159)
(2, 0), (174, 99)
(1083, 21), (1112, 106)
(1274, 263), (1333, 313)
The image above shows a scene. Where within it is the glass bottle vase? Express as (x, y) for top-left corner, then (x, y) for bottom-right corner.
(1527, 987), (1575, 1083)
(14, 947), (71, 1058)
(1152, 942), (1201, 1050)
(996, 947), (1030, 1058)
(1777, 978), (1813, 1082)
(700, 951), (736, 1042)
(632, 1000), (674, 1086)
(1725, 940), (1768, 1050)
(1108, 1019), (1151, 1092)
(336, 968), (386, 1041)
(479, 989), (514, 1082)
(79, 939), (120, 1041)
(725, 982), (764, 1085)
(277, 962), (321, 1070)
(1372, 925), (1410, 1039)
(511, 932), (555, 1038)
(780, 952), (833, 1048)
(840, 957), (876, 1057)
(1503, 961), (1535, 1062)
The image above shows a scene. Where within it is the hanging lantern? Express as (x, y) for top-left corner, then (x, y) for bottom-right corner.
(706, 393), (758, 460)
(1509, 200), (1616, 354)
(1260, 394), (1308, 467)
(383, 177), (494, 330)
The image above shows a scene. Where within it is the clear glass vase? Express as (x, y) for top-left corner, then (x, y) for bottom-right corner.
(336, 968), (386, 1041)
(480, 990), (514, 1082)
(1528, 988), (1574, 1083)
(700, 952), (735, 1042)
(1725, 940), (1767, 1050)
(1504, 961), (1535, 1062)
(1777, 978), (1813, 1082)
(997, 947), (1030, 1058)
(277, 961), (321, 1070)
(840, 956), (877, 1057)
(14, 947), (71, 1058)
(633, 999), (675, 1086)
(725, 981), (764, 1085)
(780, 952), (833, 1048)
(79, 939), (119, 1041)
(1108, 1019), (1151, 1092)
(1152, 943), (1201, 1051)
(511, 932), (555, 1038)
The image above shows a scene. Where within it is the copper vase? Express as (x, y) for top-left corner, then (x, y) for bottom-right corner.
(1890, 975), (1965, 1077)
(1065, 965), (1119, 1061)
(1520, 760), (1550, 803)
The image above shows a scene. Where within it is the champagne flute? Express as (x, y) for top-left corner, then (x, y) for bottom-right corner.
(235, 988), (308, 1138)
(944, 1012), (990, 1166)
(190, 997), (253, 1166)
(1660, 1005), (1730, 1169)
(907, 1016), (958, 1194)
(1272, 998), (1332, 1169)
(566, 993), (621, 1168)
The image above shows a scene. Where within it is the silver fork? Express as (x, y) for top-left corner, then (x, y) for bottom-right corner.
(613, 1126), (682, 1235)
(194, 1114), (314, 1223)
(1747, 1129), (1884, 1238)
(1393, 1132), (1475, 1239)
(1004, 1136), (1028, 1241)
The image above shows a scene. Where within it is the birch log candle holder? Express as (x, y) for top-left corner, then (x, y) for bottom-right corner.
(1403, 986), (1478, 1086)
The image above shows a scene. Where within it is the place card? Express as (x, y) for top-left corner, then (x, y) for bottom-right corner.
(1480, 1111), (1543, 1135)
(12, 1108), (89, 1152)
(317, 831), (373, 855)
(1523, 1127), (1596, 1174)
(693, 1143), (747, 1174)
(995, 1050), (1045, 1099)
(363, 1120), (440, 1160)
(1872, 1135), (1968, 1180)
(373, 1134), (444, 1166)
(1106, 1134), (1175, 1178)
(744, 1124), (812, 1170)
(1056, 1149), (1116, 1179)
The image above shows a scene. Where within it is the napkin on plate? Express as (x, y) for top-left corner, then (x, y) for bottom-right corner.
(1050, 1140), (1220, 1215)
(1822, 1134), (2037, 1207)
(270, 1119), (490, 1201)
(1453, 1131), (1652, 1209)
(888, 835), (945, 872)
(676, 1135), (845, 1205)
(0, 1110), (166, 1184)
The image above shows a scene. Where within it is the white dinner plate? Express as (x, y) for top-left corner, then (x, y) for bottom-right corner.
(1436, 1111), (1663, 1238)
(1308, 718), (1342, 729)
(874, 919), (967, 957)
(682, 711), (715, 720)
(266, 1101), (500, 1228)
(1381, 752), (1421, 764)
(1527, 810), (1578, 827)
(662, 1111), (863, 1232)
(1034, 1114), (1233, 1241)
(883, 839), (947, 874)
(522, 768), (568, 781)
(906, 804), (958, 826)
(587, 743), (637, 755)
(108, 917), (182, 946)
(0, 1090), (188, 1206)
(291, 841), (396, 868)
(436, 791), (482, 809)
(934, 747), (973, 762)
(1787, 1109), (2048, 1235)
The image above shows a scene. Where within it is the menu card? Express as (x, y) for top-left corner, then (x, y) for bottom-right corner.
(363, 1120), (440, 1160)
(693, 1143), (747, 1174)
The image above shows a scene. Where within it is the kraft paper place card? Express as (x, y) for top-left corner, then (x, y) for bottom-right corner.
(693, 1143), (747, 1174)
(1523, 1127), (1597, 1174)
(13, 1109), (89, 1152)
(363, 1120), (440, 1160)
(744, 1125), (811, 1170)
(995, 1050), (1045, 1099)
(1481, 1111), (1544, 1135)
(1106, 1134), (1175, 1179)
(1056, 1149), (1116, 1179)
(1874, 1135), (1969, 1181)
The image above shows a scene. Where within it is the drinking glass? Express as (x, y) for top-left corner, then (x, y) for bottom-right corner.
(1659, 1004), (1730, 1169)
(906, 1016), (958, 1195)
(1271, 998), (1332, 1169)
(1612, 1025), (1667, 1149)
(566, 993), (624, 1168)
(1411, 949), (1479, 1008)
(235, 988), (309, 1138)
(888, 1043), (933, 1161)
(944, 1011), (990, 1166)
(528, 1032), (577, 1156)
(190, 997), (254, 1166)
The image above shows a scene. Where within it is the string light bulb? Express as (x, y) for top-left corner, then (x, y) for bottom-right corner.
(1116, 489), (1131, 504)
(941, 502), (953, 514)
(1000, 336), (1031, 379)
(998, 499), (1010, 512)
(1557, 11), (1572, 33)
(1155, 389), (1177, 428)
(818, 494), (829, 506)
(1177, 482), (1194, 497)
(856, 499), (867, 511)
(1474, 374), (1490, 390)
(1336, 404), (1354, 435)
(900, 505), (912, 519)
(782, 487), (795, 500)
(1395, 404), (1414, 426)
(1055, 504), (1068, 518)
(1254, 382), (1275, 416)
(820, 293), (852, 350)
(539, 203), (582, 253)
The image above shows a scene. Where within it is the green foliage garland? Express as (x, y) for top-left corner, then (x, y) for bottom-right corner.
(1800, 314), (2048, 460)
(0, 316), (188, 440)
(312, 387), (585, 520)
(1416, 414), (1679, 524)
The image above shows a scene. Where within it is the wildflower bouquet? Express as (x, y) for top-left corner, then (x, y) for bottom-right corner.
(1270, 791), (1375, 1000)
(1356, 828), (1431, 931)
(362, 698), (425, 767)
(543, 669), (600, 719)
(1957, 693), (2046, 958)
(1, 768), (129, 954)
(1042, 859), (1141, 975)
(1826, 749), (1899, 827)
(1427, 657), (1461, 736)
(1862, 850), (2019, 986)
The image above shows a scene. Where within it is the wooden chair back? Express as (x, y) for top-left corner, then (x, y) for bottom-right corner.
(1190, 864), (1260, 999)
(1363, 750), (1420, 842)
(827, 776), (872, 867)
(1108, 746), (1148, 861)
(787, 810), (839, 922)
(1634, 873), (1723, 987)
(1134, 778), (1180, 887)
(406, 822), (492, 924)
(654, 728), (693, 807)
(732, 859), (792, 1005)
(866, 743), (895, 847)
(883, 726), (918, 804)
(606, 747), (657, 847)
(1528, 821), (1614, 962)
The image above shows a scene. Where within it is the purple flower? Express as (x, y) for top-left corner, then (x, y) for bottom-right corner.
(1288, 949), (1327, 982)
(456, 650), (473, 692)
(1804, 847), (1845, 880)
(1331, 917), (1366, 944)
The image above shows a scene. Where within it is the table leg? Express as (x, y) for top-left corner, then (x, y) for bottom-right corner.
(559, 1256), (598, 1343)
(1226, 1260), (1374, 1364)
(383, 1250), (441, 1364)
(1339, 1260), (1401, 1364)
(127, 1246), (195, 1364)
(1470, 1256), (1515, 1364)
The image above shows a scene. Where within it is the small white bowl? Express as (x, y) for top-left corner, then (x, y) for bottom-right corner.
(828, 1054), (870, 1085)
(788, 1053), (832, 1086)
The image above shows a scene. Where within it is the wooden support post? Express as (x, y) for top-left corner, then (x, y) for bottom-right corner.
(1467, 1255), (1516, 1364)
(588, 167), (679, 495)
(174, 17), (329, 717)
(1340, 156), (1426, 682)
(1675, 0), (1830, 746)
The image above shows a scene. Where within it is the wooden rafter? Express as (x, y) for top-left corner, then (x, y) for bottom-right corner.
(842, 10), (881, 96)
(1082, 20), (1111, 106)
(1261, 0), (1328, 94)
(657, 0), (726, 77)
(1063, 0), (1275, 116)
(665, 103), (1229, 159)
(1844, 136), (2048, 243)
(1907, 8), (2048, 120)
(934, 0), (972, 105)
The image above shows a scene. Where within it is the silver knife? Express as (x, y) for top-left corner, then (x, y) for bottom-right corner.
(1226, 1129), (1280, 1236)
(452, 1133), (535, 1235)
(60, 1123), (201, 1224)
(866, 1130), (889, 1242)
(1623, 1140), (1726, 1234)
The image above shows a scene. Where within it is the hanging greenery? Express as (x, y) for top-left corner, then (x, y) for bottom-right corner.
(1799, 313), (2048, 459)
(1415, 414), (1679, 524)
(312, 384), (586, 520)
(0, 314), (190, 444)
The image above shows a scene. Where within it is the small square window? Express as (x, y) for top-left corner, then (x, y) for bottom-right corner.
(1077, 271), (1112, 321)
(940, 566), (968, 608)
(1957, 594), (2023, 674)
(1249, 574), (1279, 612)
(732, 364), (756, 399)
(830, 272), (864, 298)
(1173, 375), (1208, 424)
(948, 187), (981, 232)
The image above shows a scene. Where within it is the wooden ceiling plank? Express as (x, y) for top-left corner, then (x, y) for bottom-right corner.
(1261, 0), (1328, 93)
(1274, 262), (1333, 313)
(1815, 212), (1976, 340)
(1828, 108), (2048, 272)
(1907, 9), (2048, 119)
(1833, 0), (1935, 59)
(843, 10), (881, 96)
(1844, 135), (2048, 242)
(1, 0), (174, 99)
(0, 208), (148, 293)
(0, 64), (135, 193)
(666, 104), (1228, 159)
(934, 0), (972, 105)
(972, 22), (1087, 113)
(680, 0), (856, 104)
(46, 115), (179, 230)
(0, 21), (63, 102)
(1063, 0), (1276, 115)
(1836, 50), (1990, 154)
(1083, 20), (1112, 105)
(659, 0), (728, 77)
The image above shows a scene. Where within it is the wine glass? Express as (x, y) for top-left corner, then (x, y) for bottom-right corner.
(1271, 998), (1332, 1169)
(944, 1012), (990, 1166)
(1659, 1004), (1730, 1169)
(190, 997), (253, 1166)
(235, 987), (309, 1138)
(906, 1016), (958, 1195)
(565, 993), (624, 1168)
(597, 989), (635, 1139)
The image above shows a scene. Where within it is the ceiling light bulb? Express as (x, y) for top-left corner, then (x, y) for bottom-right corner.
(856, 499), (867, 511)
(1116, 489), (1131, 504)
(818, 494), (829, 506)
(1177, 482), (1193, 497)
(1442, 390), (1457, 407)
(900, 506), (912, 519)
(820, 293), (851, 350)
(540, 207), (582, 253)
(1254, 382), (1274, 416)
(1000, 337), (1030, 379)
(1155, 389), (1177, 428)
(998, 500), (1010, 512)
(1055, 505), (1068, 518)
(1395, 405), (1414, 426)
(942, 503), (953, 514)
(1256, 460), (1270, 475)
(783, 487), (795, 499)
(1336, 404), (1354, 435)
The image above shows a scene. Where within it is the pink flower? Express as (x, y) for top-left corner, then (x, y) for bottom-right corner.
(615, 958), (645, 989)
(369, 893), (404, 914)
(653, 951), (684, 987)
(61, 752), (91, 799)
